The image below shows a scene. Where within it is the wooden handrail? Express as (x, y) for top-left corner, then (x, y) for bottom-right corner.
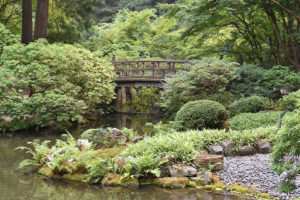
(112, 58), (190, 79)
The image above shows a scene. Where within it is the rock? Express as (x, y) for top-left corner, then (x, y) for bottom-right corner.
(257, 140), (272, 154)
(111, 128), (123, 136)
(101, 173), (139, 188)
(209, 145), (223, 155)
(193, 153), (224, 172)
(169, 165), (197, 177)
(190, 171), (212, 186)
(159, 164), (170, 178)
(143, 136), (151, 140)
(131, 136), (144, 143)
(237, 146), (256, 156)
(77, 139), (90, 150)
(154, 177), (189, 189)
(222, 141), (235, 156)
(151, 102), (161, 115)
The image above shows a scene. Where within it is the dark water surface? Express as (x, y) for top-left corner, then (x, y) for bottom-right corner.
(0, 114), (244, 200)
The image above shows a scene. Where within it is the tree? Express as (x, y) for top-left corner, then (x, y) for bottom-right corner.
(165, 0), (300, 70)
(34, 0), (49, 39)
(22, 0), (32, 44)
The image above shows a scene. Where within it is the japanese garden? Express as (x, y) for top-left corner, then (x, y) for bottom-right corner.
(0, 0), (299, 200)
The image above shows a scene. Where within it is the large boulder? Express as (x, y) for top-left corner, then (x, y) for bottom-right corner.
(189, 171), (212, 186)
(193, 153), (224, 172)
(237, 146), (256, 156)
(168, 165), (197, 177)
(209, 145), (223, 155)
(257, 140), (272, 154)
(222, 140), (235, 156)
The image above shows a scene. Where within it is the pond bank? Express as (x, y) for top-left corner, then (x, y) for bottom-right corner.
(0, 114), (243, 200)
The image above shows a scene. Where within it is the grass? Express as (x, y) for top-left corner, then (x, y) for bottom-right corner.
(230, 111), (295, 130)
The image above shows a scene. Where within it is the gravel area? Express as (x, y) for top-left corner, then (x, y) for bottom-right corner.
(217, 154), (300, 200)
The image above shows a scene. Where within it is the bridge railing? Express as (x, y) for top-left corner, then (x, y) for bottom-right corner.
(112, 60), (190, 79)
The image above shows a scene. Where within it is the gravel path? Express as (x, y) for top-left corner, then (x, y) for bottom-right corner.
(217, 154), (300, 200)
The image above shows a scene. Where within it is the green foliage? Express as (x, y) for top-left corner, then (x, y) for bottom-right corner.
(230, 111), (295, 131)
(174, 100), (228, 131)
(162, 58), (238, 117)
(129, 87), (161, 113)
(17, 140), (52, 168)
(0, 23), (19, 56)
(280, 90), (300, 111)
(271, 111), (300, 193)
(121, 152), (165, 178)
(263, 65), (300, 92)
(229, 65), (273, 98)
(0, 39), (116, 132)
(228, 96), (273, 117)
(122, 126), (276, 164)
(83, 9), (185, 60)
(205, 91), (236, 108)
(18, 133), (111, 181)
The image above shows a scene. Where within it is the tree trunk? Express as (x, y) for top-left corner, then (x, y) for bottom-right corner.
(22, 0), (32, 44)
(34, 0), (49, 40)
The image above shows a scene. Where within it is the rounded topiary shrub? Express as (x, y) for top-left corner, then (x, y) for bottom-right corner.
(174, 100), (228, 131)
(228, 96), (272, 117)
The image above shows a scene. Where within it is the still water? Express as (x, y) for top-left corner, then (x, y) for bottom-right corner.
(0, 114), (245, 200)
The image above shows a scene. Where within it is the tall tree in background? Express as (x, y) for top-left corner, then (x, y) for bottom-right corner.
(34, 0), (49, 39)
(22, 0), (32, 44)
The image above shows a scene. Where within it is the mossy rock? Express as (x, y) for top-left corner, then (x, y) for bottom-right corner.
(39, 165), (54, 177)
(154, 177), (189, 189)
(101, 173), (139, 188)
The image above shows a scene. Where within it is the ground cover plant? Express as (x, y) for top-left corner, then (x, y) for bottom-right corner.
(228, 96), (273, 117)
(230, 111), (296, 131)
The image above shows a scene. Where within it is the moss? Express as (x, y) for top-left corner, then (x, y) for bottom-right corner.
(62, 173), (91, 183)
(257, 193), (273, 199)
(95, 146), (127, 158)
(101, 173), (139, 188)
(154, 177), (189, 189)
(38, 165), (54, 177)
(228, 184), (253, 194)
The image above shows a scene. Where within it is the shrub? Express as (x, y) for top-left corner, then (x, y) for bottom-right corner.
(230, 111), (295, 130)
(174, 100), (228, 131)
(229, 65), (271, 98)
(271, 111), (300, 192)
(280, 90), (300, 110)
(0, 23), (19, 56)
(161, 58), (238, 118)
(206, 91), (236, 108)
(228, 96), (273, 117)
(263, 65), (300, 92)
(0, 39), (116, 132)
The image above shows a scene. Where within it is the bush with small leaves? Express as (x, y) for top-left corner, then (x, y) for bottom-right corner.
(0, 39), (116, 132)
(271, 111), (300, 193)
(228, 96), (273, 117)
(280, 90), (300, 111)
(174, 100), (228, 131)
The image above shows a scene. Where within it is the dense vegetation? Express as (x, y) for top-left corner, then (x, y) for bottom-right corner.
(1, 0), (299, 195)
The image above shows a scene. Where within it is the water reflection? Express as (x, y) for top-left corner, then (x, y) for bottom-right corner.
(0, 114), (244, 200)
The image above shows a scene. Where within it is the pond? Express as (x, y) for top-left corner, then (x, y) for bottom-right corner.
(0, 114), (245, 200)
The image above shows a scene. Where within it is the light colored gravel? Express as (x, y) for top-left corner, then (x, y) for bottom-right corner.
(217, 154), (300, 200)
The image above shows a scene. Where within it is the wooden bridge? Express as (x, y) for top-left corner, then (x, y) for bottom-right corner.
(113, 59), (190, 87)
(112, 59), (190, 112)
